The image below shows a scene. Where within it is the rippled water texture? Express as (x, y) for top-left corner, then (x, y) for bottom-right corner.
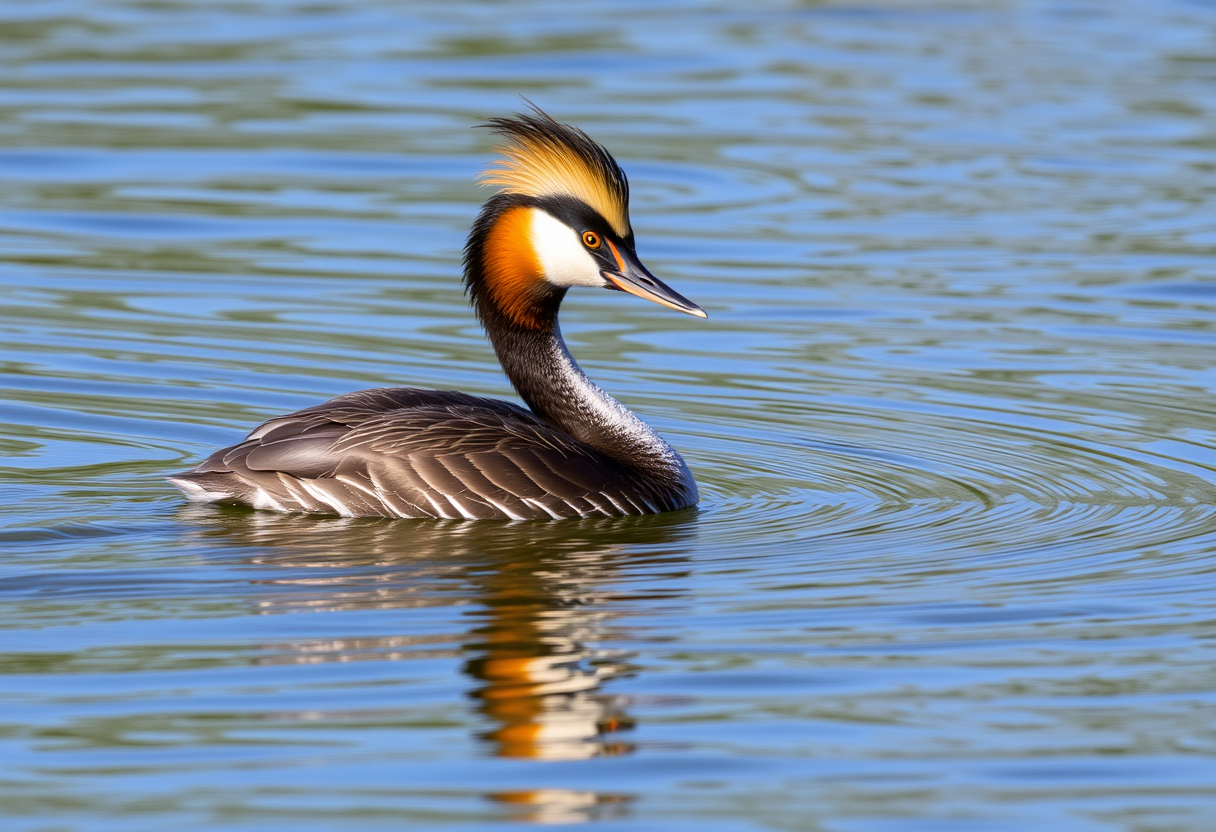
(4, 1), (1216, 829)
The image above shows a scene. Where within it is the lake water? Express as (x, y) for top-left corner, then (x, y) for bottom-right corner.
(3, 1), (1216, 829)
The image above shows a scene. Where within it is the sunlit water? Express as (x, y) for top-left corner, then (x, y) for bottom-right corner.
(3, 1), (1216, 829)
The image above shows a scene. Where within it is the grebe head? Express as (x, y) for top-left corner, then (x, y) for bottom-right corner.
(464, 106), (706, 332)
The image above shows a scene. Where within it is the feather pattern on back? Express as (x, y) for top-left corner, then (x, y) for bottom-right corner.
(170, 389), (688, 520)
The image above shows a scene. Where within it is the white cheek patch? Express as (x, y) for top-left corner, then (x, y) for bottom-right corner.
(530, 208), (606, 288)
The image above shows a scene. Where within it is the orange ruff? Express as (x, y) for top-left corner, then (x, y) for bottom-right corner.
(482, 206), (546, 330)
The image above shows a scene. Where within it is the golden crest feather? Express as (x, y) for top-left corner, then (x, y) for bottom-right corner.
(479, 107), (632, 238)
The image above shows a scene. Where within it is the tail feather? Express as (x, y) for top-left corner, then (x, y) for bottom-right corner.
(168, 471), (252, 504)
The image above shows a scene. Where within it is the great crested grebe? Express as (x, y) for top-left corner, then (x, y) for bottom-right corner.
(170, 108), (706, 520)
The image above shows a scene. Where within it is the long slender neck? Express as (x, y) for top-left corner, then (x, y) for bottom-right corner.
(485, 311), (694, 492)
(462, 194), (694, 498)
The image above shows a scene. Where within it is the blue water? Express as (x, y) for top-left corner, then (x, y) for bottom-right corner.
(3, 1), (1216, 829)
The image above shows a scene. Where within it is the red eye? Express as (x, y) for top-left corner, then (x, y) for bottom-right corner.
(582, 231), (601, 249)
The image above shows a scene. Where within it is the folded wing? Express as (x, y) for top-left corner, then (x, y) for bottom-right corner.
(169, 388), (668, 519)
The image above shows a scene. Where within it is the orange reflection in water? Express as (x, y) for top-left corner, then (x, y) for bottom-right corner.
(186, 506), (693, 767)
(464, 557), (638, 760)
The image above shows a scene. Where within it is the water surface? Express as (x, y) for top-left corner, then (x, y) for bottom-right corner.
(3, 1), (1216, 829)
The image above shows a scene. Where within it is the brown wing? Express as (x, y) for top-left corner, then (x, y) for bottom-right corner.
(169, 388), (666, 519)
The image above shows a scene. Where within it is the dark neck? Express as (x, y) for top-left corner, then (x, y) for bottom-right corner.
(483, 305), (694, 493)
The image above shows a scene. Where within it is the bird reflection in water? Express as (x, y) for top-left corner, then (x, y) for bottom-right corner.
(464, 545), (638, 761)
(183, 506), (693, 777)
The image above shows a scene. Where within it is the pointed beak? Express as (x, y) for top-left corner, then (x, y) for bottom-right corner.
(601, 239), (707, 319)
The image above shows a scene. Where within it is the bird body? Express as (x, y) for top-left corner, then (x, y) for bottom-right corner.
(170, 109), (705, 519)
